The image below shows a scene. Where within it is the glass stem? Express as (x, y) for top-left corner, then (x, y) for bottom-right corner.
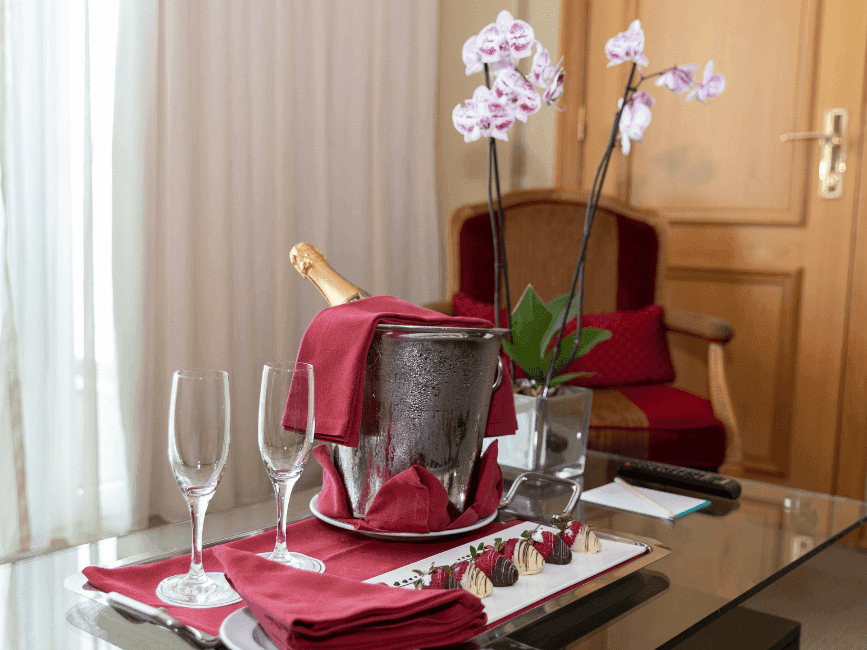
(272, 476), (299, 558)
(186, 492), (212, 584)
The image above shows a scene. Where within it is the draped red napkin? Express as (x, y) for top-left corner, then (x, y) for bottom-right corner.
(82, 517), (518, 638)
(314, 441), (503, 533)
(214, 546), (487, 650)
(282, 295), (517, 447)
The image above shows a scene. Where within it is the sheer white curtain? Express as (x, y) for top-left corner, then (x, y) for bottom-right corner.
(1, 0), (127, 557)
(119, 0), (441, 525)
(0, 0), (440, 552)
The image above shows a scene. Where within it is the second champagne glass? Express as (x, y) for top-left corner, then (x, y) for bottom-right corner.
(258, 361), (324, 572)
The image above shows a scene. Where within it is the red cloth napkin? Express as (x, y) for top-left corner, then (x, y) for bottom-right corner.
(315, 441), (503, 533)
(82, 517), (518, 637)
(282, 295), (517, 447)
(214, 546), (487, 650)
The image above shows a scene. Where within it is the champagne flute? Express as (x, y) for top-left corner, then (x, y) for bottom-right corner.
(156, 369), (240, 607)
(258, 361), (324, 572)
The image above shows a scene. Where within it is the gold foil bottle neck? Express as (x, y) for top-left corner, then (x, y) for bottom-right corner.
(290, 242), (371, 306)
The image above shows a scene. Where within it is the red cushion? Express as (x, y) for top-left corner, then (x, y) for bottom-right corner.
(618, 385), (727, 468)
(452, 293), (675, 389)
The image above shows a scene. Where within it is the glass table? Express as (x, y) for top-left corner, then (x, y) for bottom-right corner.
(3, 451), (866, 649)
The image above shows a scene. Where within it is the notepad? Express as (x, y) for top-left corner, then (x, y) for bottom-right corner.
(582, 482), (710, 519)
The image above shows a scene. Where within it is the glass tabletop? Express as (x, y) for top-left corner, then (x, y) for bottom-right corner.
(3, 452), (866, 650)
(495, 451), (867, 649)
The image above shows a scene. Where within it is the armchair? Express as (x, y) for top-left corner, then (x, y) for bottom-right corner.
(429, 188), (742, 472)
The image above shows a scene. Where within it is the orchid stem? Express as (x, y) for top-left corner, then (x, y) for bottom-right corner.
(542, 62), (638, 397)
(484, 64), (503, 332)
(490, 136), (516, 381)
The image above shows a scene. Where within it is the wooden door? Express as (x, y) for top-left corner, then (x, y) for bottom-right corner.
(556, 0), (867, 511)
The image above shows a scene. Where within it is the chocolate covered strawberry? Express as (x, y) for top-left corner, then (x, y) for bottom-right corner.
(469, 542), (518, 587)
(452, 560), (493, 598)
(411, 564), (459, 590)
(551, 516), (602, 554)
(498, 537), (544, 575)
(523, 526), (572, 565)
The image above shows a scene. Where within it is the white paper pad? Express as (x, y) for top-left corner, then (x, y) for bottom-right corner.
(364, 521), (646, 625)
(581, 482), (710, 520)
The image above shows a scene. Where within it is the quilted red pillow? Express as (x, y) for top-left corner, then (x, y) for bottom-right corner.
(452, 292), (675, 388)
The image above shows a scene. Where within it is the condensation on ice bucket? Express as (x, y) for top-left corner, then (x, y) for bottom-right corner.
(332, 324), (506, 518)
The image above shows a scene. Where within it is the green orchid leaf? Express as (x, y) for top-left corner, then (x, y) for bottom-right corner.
(502, 338), (546, 382)
(541, 292), (582, 353)
(575, 326), (612, 357)
(544, 327), (612, 377)
(510, 285), (553, 351)
(502, 285), (555, 382)
(547, 372), (593, 389)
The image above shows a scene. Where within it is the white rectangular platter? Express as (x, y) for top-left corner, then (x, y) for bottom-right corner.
(364, 521), (647, 626)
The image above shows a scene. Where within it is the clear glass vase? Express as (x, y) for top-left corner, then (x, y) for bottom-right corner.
(490, 388), (593, 477)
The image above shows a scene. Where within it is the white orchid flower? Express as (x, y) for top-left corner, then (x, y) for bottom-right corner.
(493, 69), (541, 123)
(605, 19), (649, 67)
(655, 64), (700, 93)
(686, 60), (726, 102)
(618, 94), (653, 155)
(476, 10), (535, 67)
(453, 86), (516, 142)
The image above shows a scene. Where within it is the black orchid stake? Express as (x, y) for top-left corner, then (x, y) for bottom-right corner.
(542, 63), (638, 397)
(483, 62), (515, 380)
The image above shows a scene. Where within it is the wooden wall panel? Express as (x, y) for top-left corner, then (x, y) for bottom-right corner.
(666, 268), (803, 478)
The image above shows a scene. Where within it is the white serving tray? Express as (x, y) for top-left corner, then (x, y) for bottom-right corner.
(365, 521), (648, 626)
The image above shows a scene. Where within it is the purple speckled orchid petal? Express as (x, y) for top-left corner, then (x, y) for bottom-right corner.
(632, 91), (654, 108)
(477, 22), (509, 63)
(605, 19), (647, 67)
(462, 35), (484, 75)
(530, 42), (551, 86)
(508, 20), (535, 58)
(453, 102), (481, 142)
(544, 63), (565, 106)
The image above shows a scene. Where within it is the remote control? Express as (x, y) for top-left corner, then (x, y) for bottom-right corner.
(617, 460), (742, 500)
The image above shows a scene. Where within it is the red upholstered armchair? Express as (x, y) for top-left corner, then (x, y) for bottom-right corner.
(427, 188), (743, 472)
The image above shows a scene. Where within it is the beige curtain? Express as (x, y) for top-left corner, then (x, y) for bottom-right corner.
(117, 1), (440, 524)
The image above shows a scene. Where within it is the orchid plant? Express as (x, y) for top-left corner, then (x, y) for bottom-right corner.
(453, 16), (725, 396)
(452, 10), (565, 371)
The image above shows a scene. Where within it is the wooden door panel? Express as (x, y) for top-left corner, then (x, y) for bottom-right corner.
(631, 0), (818, 223)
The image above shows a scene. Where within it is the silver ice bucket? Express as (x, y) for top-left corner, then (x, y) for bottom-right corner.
(333, 324), (507, 518)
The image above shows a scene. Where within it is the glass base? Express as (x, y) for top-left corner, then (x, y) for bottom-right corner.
(156, 571), (241, 608)
(257, 551), (326, 573)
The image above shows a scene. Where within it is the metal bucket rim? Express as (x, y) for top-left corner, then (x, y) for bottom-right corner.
(374, 324), (510, 336)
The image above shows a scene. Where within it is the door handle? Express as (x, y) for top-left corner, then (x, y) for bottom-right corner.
(780, 108), (848, 199)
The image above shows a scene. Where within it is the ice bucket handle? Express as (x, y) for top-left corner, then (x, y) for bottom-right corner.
(492, 357), (503, 391)
(499, 472), (582, 519)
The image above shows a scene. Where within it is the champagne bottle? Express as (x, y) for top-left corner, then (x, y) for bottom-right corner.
(290, 242), (371, 306)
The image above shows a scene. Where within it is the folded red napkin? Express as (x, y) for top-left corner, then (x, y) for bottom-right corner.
(282, 295), (517, 447)
(214, 546), (487, 650)
(315, 441), (503, 533)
